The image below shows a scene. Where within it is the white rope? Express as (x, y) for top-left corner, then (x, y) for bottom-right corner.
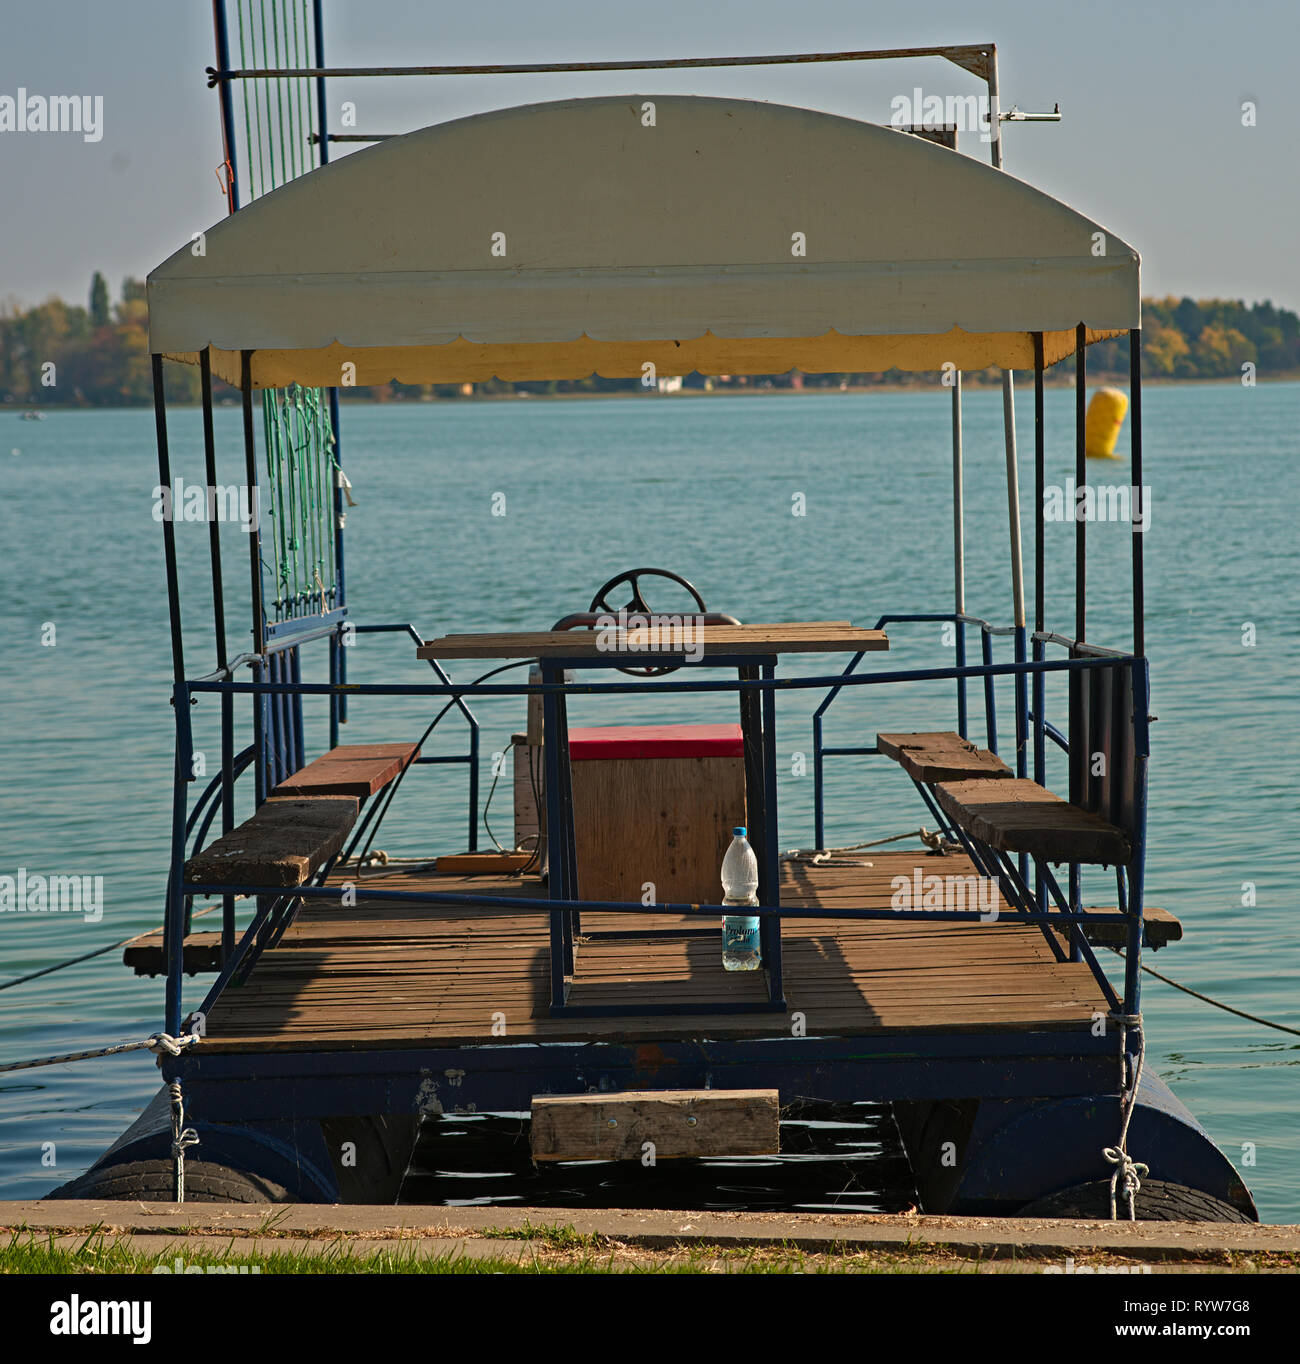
(782, 826), (961, 867)
(1103, 1012), (1149, 1220)
(167, 1079), (201, 1203)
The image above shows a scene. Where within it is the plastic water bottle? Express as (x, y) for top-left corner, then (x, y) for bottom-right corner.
(721, 826), (761, 971)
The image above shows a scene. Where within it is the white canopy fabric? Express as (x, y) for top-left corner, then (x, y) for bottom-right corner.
(147, 95), (1140, 388)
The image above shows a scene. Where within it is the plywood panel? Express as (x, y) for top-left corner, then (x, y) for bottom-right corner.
(570, 754), (746, 905)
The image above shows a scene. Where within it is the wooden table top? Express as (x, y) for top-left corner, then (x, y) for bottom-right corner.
(415, 621), (890, 661)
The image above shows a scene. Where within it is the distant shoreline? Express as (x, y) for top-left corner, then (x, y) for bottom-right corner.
(8, 371), (1297, 412)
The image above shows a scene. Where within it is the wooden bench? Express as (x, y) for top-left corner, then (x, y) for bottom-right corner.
(183, 795), (359, 889)
(877, 731), (1011, 783)
(181, 743), (418, 894)
(933, 777), (1131, 866)
(1076, 906), (1182, 951)
(271, 742), (420, 799)
(124, 931), (224, 977)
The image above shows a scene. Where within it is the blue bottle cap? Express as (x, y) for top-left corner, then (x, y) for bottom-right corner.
(733, 826), (746, 836)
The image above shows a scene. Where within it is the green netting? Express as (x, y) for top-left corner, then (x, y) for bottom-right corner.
(262, 384), (338, 618)
(235, 0), (338, 621)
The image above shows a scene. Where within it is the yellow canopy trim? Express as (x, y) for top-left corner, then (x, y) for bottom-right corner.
(173, 327), (1123, 391)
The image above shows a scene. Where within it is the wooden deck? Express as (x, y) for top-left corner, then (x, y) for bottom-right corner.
(196, 852), (1111, 1053)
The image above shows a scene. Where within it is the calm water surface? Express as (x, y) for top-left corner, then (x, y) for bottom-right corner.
(0, 384), (1296, 1216)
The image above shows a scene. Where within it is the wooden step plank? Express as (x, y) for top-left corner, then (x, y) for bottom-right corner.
(531, 1089), (780, 1161)
(934, 778), (1131, 865)
(877, 731), (1012, 783)
(272, 743), (419, 800)
(183, 796), (358, 889)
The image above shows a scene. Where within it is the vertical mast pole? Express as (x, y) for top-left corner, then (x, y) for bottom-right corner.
(313, 0), (348, 743)
(987, 48), (1029, 779)
(211, 0), (241, 211)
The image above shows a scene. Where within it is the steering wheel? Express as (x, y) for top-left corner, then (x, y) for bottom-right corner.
(588, 566), (708, 620)
(551, 567), (730, 677)
(590, 567), (708, 677)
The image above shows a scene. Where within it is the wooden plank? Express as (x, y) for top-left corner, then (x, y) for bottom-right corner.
(183, 796), (358, 888)
(416, 623), (889, 660)
(530, 1089), (780, 1161)
(933, 778), (1131, 865)
(433, 851), (534, 875)
(190, 852), (1114, 1051)
(877, 731), (1011, 783)
(272, 743), (419, 799)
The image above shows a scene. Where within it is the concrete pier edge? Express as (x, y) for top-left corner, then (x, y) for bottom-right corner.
(3, 1201), (1298, 1264)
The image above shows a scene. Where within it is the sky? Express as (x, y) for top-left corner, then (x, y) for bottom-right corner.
(0, 0), (1296, 315)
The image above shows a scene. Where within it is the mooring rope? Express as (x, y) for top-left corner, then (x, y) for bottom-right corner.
(1113, 948), (1300, 1037)
(0, 904), (221, 993)
(0, 1032), (202, 1204)
(0, 1031), (198, 1075)
(1102, 1011), (1149, 1220)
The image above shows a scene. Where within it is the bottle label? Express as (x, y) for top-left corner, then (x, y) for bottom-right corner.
(722, 917), (760, 953)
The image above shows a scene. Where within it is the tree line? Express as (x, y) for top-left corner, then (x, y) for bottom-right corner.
(2, 274), (1296, 407)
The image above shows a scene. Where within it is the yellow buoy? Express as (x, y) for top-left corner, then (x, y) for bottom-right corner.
(1085, 387), (1128, 459)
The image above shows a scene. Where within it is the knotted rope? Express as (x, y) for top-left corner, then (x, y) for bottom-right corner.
(167, 1079), (201, 1203)
(1103, 1012), (1149, 1220)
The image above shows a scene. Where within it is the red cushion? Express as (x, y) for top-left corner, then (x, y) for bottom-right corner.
(567, 723), (743, 760)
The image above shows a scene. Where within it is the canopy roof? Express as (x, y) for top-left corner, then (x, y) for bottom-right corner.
(148, 94), (1140, 388)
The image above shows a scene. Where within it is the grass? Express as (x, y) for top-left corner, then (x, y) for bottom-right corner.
(1, 1228), (581, 1275)
(481, 1219), (605, 1250)
(0, 1225), (978, 1275)
(4, 1225), (1291, 1276)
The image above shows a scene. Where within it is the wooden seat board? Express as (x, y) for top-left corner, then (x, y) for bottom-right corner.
(183, 796), (358, 889)
(272, 742), (420, 800)
(877, 730), (1012, 783)
(934, 777), (1131, 865)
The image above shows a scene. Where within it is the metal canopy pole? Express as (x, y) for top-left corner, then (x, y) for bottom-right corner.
(952, 371), (968, 738)
(152, 353), (191, 1033)
(1129, 329), (1144, 656)
(152, 356), (185, 687)
(241, 351), (268, 804)
(1032, 333), (1048, 922)
(1075, 322), (1088, 642)
(200, 348), (236, 957)
(1032, 332), (1047, 781)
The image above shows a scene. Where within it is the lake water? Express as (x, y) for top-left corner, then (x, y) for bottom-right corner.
(1, 383), (1296, 1218)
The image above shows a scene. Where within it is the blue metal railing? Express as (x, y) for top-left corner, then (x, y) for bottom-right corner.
(163, 644), (1149, 1043)
(808, 611), (1148, 1030)
(168, 617), (480, 998)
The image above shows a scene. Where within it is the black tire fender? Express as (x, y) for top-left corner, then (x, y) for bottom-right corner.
(44, 1158), (292, 1204)
(1019, 1177), (1255, 1223)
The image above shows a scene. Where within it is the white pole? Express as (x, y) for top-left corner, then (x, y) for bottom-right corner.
(988, 51), (1027, 630)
